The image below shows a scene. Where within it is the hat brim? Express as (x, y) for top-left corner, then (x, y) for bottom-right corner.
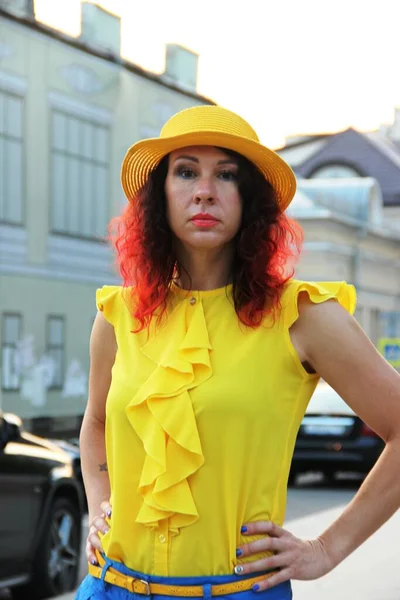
(121, 131), (296, 211)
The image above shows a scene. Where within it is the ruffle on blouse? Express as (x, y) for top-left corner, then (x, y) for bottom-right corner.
(125, 296), (212, 535)
(283, 280), (357, 328)
(96, 285), (123, 326)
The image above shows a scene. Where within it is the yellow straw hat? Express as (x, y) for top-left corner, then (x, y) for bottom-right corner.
(121, 105), (296, 211)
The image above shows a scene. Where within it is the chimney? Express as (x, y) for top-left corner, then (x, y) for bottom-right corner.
(163, 44), (198, 93)
(0, 0), (34, 18)
(80, 2), (121, 57)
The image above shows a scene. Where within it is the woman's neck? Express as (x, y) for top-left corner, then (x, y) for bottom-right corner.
(174, 245), (234, 291)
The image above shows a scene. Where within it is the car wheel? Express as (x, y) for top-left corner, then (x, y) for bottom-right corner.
(13, 496), (81, 600)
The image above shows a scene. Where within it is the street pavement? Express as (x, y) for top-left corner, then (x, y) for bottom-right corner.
(289, 485), (400, 599)
(48, 475), (400, 599)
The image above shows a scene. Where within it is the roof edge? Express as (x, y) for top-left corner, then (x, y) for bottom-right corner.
(0, 8), (215, 105)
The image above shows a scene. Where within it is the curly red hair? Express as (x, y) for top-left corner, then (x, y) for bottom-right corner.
(109, 150), (303, 332)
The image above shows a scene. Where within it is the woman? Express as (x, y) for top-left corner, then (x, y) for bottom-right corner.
(76, 106), (400, 600)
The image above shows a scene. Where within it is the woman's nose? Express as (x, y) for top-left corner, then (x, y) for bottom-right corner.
(193, 179), (216, 204)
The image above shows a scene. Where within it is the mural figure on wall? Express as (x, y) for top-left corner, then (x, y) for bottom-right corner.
(12, 335), (88, 408)
(15, 335), (56, 407)
(62, 359), (88, 398)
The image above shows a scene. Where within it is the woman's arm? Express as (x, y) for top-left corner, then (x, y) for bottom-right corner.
(80, 311), (117, 563)
(297, 298), (400, 567)
(236, 297), (400, 590)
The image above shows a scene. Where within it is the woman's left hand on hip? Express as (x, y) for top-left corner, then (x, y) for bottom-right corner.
(235, 520), (333, 590)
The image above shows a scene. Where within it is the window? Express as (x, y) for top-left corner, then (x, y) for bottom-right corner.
(1, 313), (22, 390)
(0, 91), (24, 224)
(310, 164), (361, 179)
(46, 316), (65, 389)
(51, 111), (109, 239)
(380, 312), (400, 338)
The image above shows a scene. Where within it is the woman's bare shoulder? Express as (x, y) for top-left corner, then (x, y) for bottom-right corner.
(90, 311), (117, 363)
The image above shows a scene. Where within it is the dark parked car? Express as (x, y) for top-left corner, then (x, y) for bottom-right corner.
(0, 411), (84, 599)
(50, 437), (85, 503)
(290, 381), (385, 483)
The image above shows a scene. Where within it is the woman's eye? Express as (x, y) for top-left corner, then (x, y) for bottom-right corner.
(176, 167), (196, 179)
(218, 170), (238, 181)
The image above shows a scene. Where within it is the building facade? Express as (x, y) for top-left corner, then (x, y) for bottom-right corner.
(0, 2), (214, 437)
(275, 114), (400, 224)
(3, 3), (399, 439)
(289, 179), (400, 351)
(276, 110), (400, 366)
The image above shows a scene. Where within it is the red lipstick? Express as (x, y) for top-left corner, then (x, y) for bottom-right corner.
(190, 213), (219, 228)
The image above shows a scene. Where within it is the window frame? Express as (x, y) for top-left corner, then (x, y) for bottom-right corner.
(1, 312), (23, 392)
(308, 161), (364, 179)
(50, 109), (110, 241)
(0, 90), (25, 226)
(45, 314), (66, 391)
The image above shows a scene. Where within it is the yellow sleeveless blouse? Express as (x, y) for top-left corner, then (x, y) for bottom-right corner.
(96, 279), (356, 576)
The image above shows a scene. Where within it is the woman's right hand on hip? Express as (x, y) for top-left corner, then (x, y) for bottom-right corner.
(86, 500), (112, 565)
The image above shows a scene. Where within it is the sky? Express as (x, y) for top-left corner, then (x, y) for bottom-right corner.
(34, 0), (400, 148)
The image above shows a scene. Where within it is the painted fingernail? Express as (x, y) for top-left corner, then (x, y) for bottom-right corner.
(90, 558), (98, 565)
(106, 509), (112, 518)
(241, 526), (248, 533)
(234, 566), (244, 575)
(236, 548), (242, 557)
(252, 584), (260, 592)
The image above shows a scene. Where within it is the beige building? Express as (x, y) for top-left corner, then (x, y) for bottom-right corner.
(290, 178), (400, 346)
(2, 2), (399, 439)
(0, 1), (214, 437)
(275, 113), (400, 226)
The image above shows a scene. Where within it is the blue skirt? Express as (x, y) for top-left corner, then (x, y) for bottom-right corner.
(75, 556), (292, 600)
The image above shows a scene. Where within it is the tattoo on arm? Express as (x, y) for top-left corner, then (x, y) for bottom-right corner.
(99, 462), (108, 472)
